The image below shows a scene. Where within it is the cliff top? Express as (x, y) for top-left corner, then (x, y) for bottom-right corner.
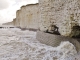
(21, 3), (39, 8)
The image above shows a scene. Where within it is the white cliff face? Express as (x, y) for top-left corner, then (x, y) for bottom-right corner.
(0, 28), (79, 60)
(15, 3), (39, 29)
(3, 0), (80, 36)
(39, 0), (80, 36)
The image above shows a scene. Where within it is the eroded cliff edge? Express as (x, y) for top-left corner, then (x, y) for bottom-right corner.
(3, 3), (39, 30)
(3, 0), (80, 37)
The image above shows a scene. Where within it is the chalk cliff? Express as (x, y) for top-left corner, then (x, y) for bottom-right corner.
(15, 3), (39, 29)
(39, 0), (80, 36)
(3, 0), (80, 36)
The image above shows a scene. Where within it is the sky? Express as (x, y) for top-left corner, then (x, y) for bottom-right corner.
(0, 0), (38, 24)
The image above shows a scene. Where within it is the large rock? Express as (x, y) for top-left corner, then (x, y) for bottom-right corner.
(39, 0), (80, 36)
(36, 31), (80, 52)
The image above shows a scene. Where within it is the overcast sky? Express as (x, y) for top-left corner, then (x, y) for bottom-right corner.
(0, 0), (38, 24)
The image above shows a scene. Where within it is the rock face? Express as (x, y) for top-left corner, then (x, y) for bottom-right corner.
(39, 0), (80, 36)
(3, 0), (80, 36)
(4, 3), (39, 29)
(16, 3), (39, 29)
(12, 18), (16, 26)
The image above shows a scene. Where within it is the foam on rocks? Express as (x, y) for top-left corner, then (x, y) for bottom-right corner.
(0, 28), (79, 60)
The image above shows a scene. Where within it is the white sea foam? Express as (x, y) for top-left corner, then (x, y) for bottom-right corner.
(0, 28), (79, 60)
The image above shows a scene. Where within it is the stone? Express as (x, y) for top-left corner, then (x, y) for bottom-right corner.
(3, 0), (80, 37)
(36, 31), (80, 52)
